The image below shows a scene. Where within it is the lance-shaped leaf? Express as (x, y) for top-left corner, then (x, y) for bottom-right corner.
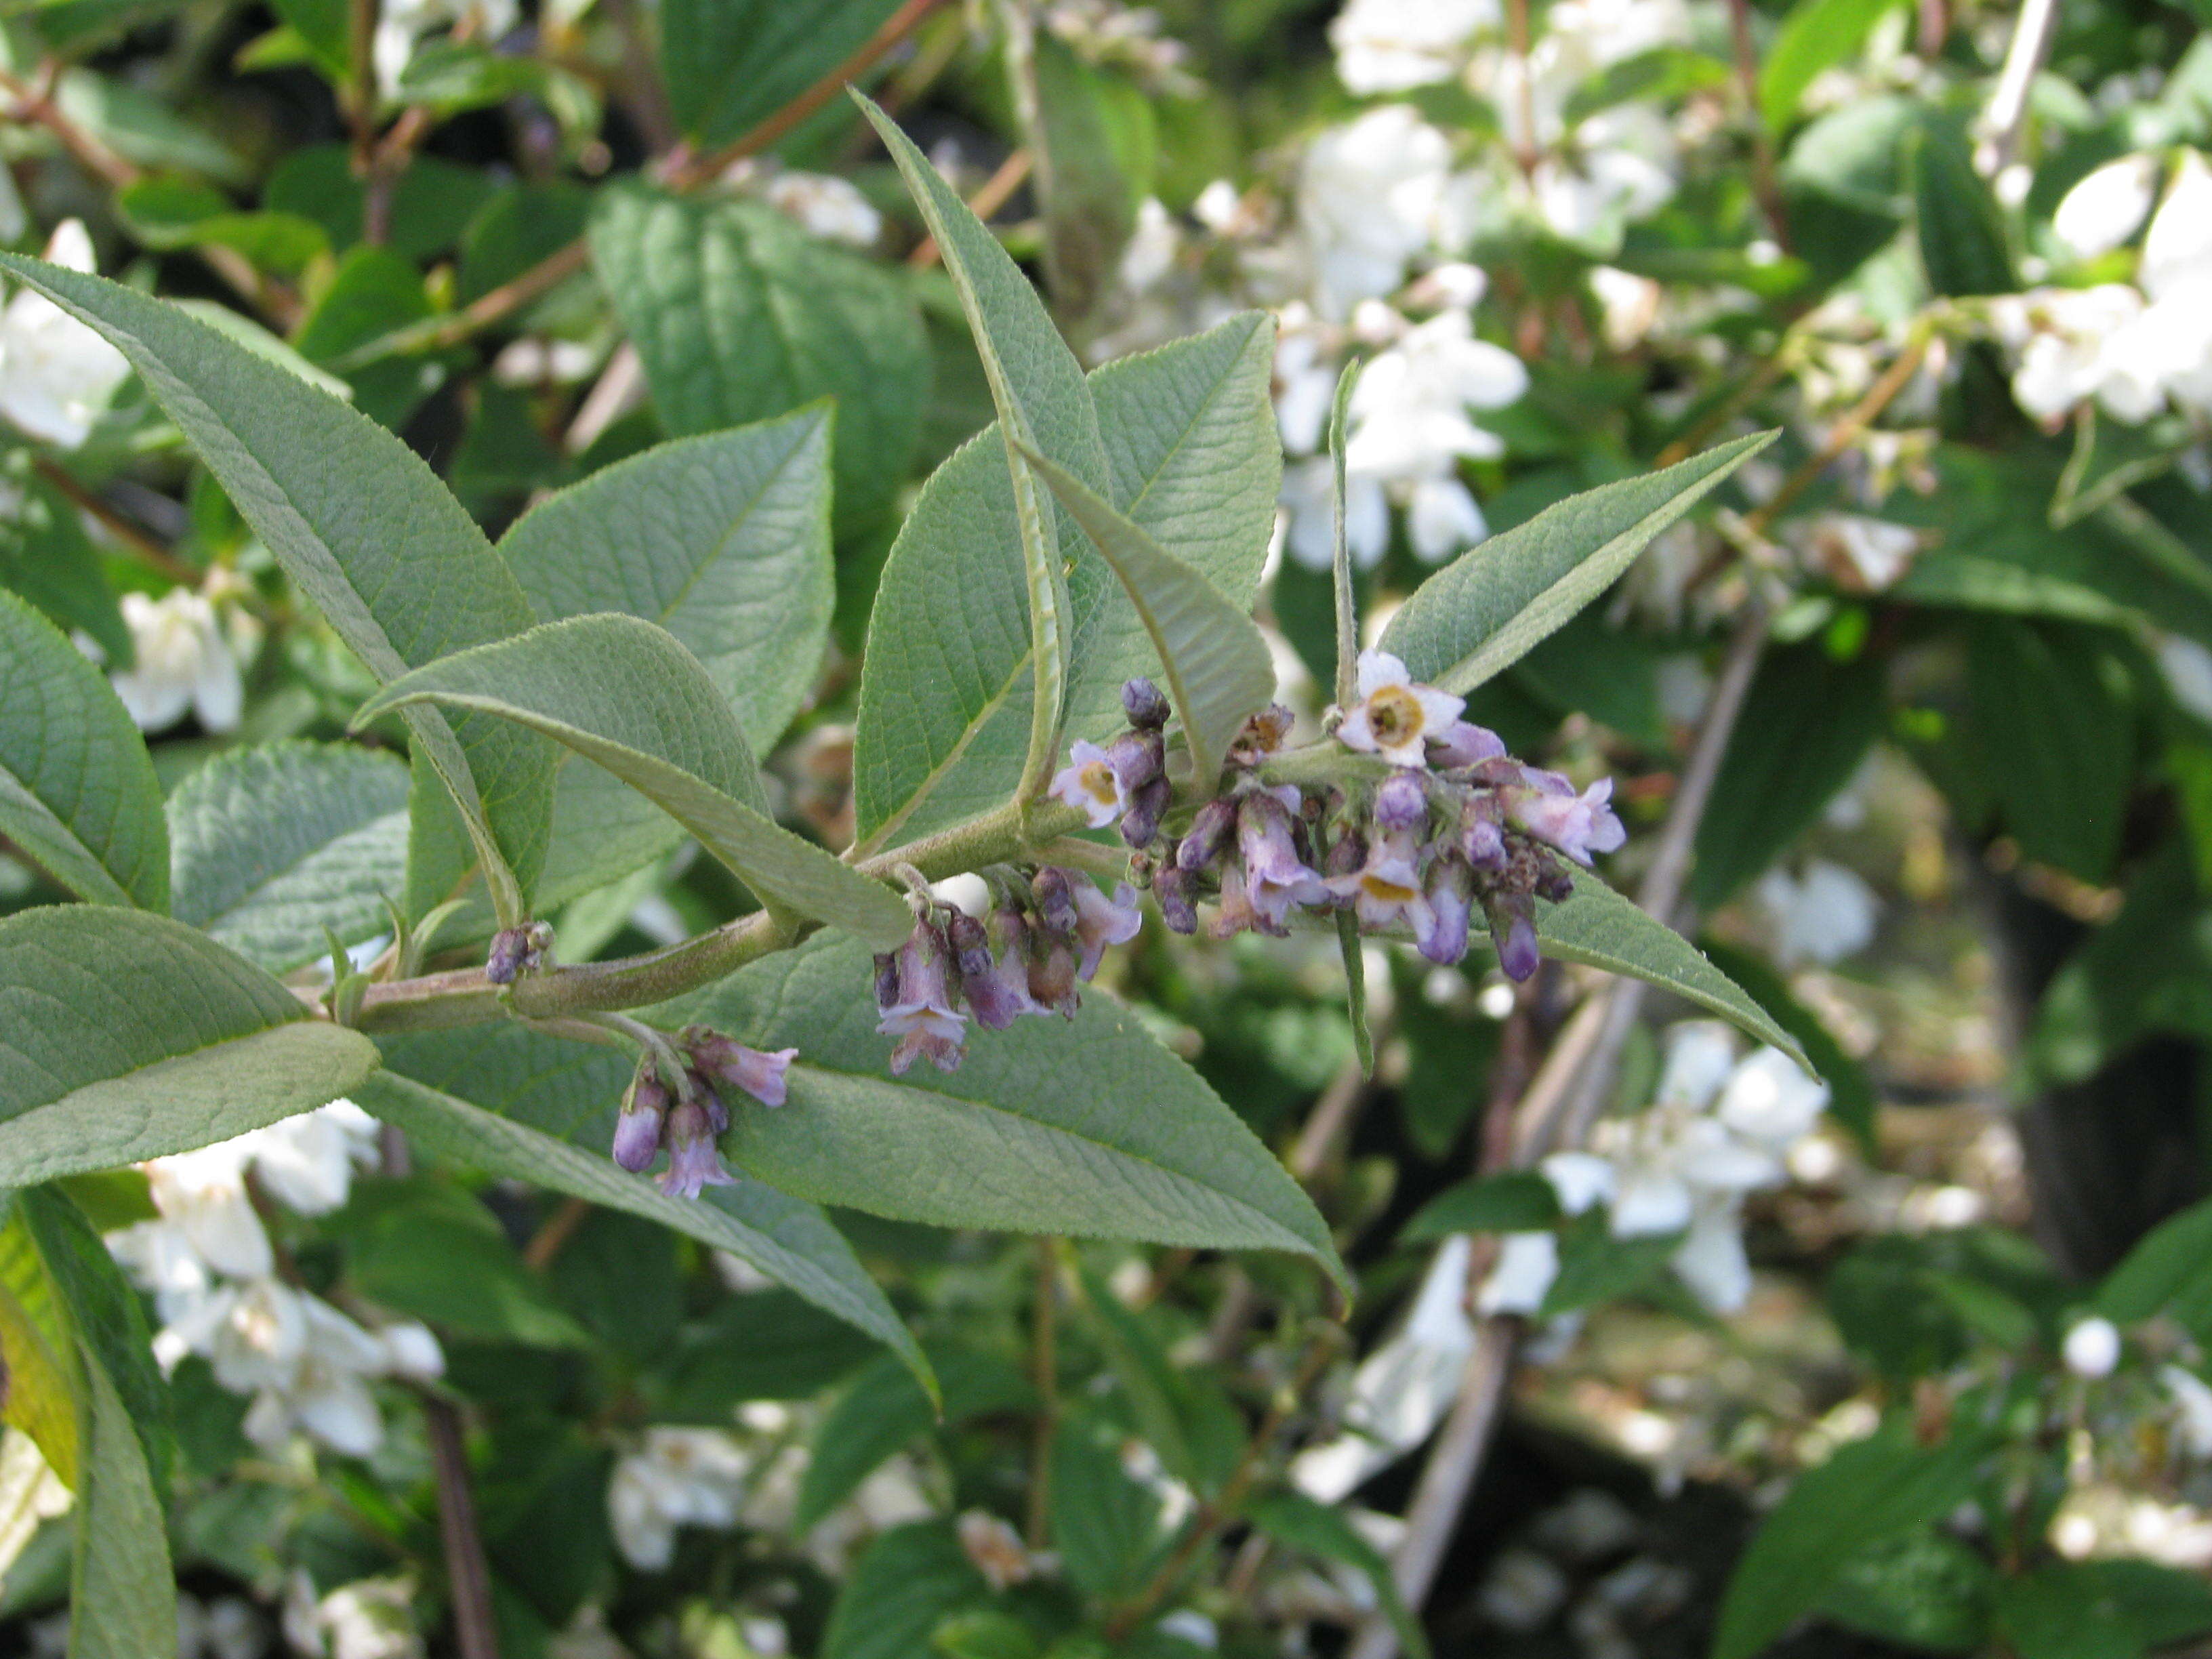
(0, 1210), (81, 1488)
(354, 615), (913, 949)
(354, 1071), (932, 1399)
(0, 908), (380, 1187)
(855, 91), (1108, 802)
(169, 741), (410, 973)
(1019, 447), (1274, 794)
(663, 936), (1350, 1294)
(1536, 874), (1809, 1067)
(69, 1332), (178, 1659)
(0, 253), (554, 927)
(1381, 432), (1776, 695)
(0, 590), (168, 911)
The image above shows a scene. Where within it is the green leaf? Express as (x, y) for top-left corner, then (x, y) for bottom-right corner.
(1050, 1411), (1163, 1599)
(1689, 642), (1887, 907)
(1710, 1421), (1992, 1659)
(0, 472), (130, 666)
(68, 1331), (178, 1659)
(660, 0), (901, 147)
(1380, 433), (1774, 695)
(1912, 119), (2016, 298)
(345, 1200), (591, 1350)
(1248, 1492), (1430, 1659)
(1399, 1171), (1562, 1244)
(354, 615), (912, 947)
(1990, 1562), (2206, 1659)
(1019, 446), (1275, 794)
(667, 935), (1350, 1290)
(0, 907), (380, 1186)
(501, 411), (836, 904)
(0, 253), (555, 928)
(167, 741), (409, 973)
(855, 312), (1278, 849)
(1817, 1531), (1992, 1652)
(16, 1189), (172, 1500)
(823, 1521), (988, 1659)
(0, 590), (168, 910)
(855, 91), (1108, 803)
(1965, 619), (2133, 883)
(2096, 1195), (2212, 1326)
(1757, 0), (1907, 131)
(1029, 31), (1149, 321)
(355, 1071), (929, 1390)
(0, 1210), (82, 1488)
(588, 184), (926, 528)
(796, 1345), (1032, 1527)
(1537, 874), (1810, 1067)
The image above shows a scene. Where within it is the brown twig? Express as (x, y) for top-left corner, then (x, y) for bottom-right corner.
(1725, 0), (1793, 253)
(1742, 325), (1933, 537)
(30, 457), (203, 586)
(422, 1394), (503, 1659)
(521, 1195), (592, 1271)
(665, 0), (947, 189)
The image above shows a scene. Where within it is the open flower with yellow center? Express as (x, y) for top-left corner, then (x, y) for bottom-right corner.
(1047, 739), (1128, 827)
(1336, 649), (1465, 765)
(1328, 828), (1435, 938)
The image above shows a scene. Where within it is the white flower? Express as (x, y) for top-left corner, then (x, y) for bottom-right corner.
(1999, 285), (2154, 425)
(2142, 149), (2212, 302)
(763, 171), (882, 248)
(1717, 1048), (1831, 1151)
(1653, 1021), (1736, 1110)
(2053, 153), (2159, 260)
(1117, 197), (1180, 291)
(609, 1428), (755, 1569)
(1047, 738), (1128, 827)
(1299, 106), (1466, 317)
(1589, 265), (1662, 350)
(373, 0), (518, 94)
(1476, 1229), (1560, 1315)
(1280, 454), (1389, 571)
(0, 220), (131, 450)
(2165, 1365), (2212, 1458)
(1751, 859), (1879, 967)
(2156, 634), (2212, 725)
(308, 1578), (421, 1659)
(1803, 513), (1921, 592)
(1335, 649), (1466, 764)
(108, 588), (244, 735)
(245, 1099), (379, 1215)
(1348, 308), (1526, 476)
(1540, 1151), (1616, 1214)
(1330, 0), (1498, 93)
(1671, 1201), (1753, 1312)
(2062, 1316), (2122, 1379)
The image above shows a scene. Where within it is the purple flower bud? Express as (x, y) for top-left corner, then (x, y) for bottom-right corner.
(1032, 867), (1079, 937)
(1123, 678), (1171, 729)
(1025, 935), (1082, 1015)
(485, 926), (533, 986)
(1462, 801), (1507, 871)
(1372, 769), (1429, 834)
(1419, 857), (1474, 965)
(947, 912), (996, 981)
(1486, 892), (1541, 983)
(1237, 793), (1329, 930)
(1121, 775), (1170, 849)
(657, 1099), (739, 1200)
(689, 1069), (730, 1135)
(1430, 720), (1507, 769)
(1154, 865), (1198, 934)
(685, 1027), (799, 1110)
(1178, 798), (1237, 872)
(1106, 731), (1165, 793)
(611, 1073), (670, 1174)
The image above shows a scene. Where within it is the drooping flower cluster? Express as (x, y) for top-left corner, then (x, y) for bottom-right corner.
(1113, 653), (1623, 982)
(873, 863), (1142, 1076)
(106, 1103), (445, 1458)
(609, 1027), (796, 1199)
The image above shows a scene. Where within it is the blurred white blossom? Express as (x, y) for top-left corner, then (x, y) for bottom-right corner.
(106, 588), (245, 735)
(608, 1427), (754, 1569)
(1752, 859), (1879, 966)
(2053, 153), (2159, 260)
(0, 220), (131, 450)
(1330, 0), (1498, 92)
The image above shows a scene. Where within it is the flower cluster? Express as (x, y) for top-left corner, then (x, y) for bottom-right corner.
(106, 1103), (444, 1458)
(1102, 654), (1622, 982)
(874, 864), (1141, 1075)
(609, 1027), (796, 1199)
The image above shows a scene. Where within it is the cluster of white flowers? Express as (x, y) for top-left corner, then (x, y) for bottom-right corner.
(717, 160), (884, 249)
(607, 1426), (755, 1570)
(106, 1104), (443, 1458)
(1294, 1024), (1826, 1503)
(0, 220), (130, 451)
(1998, 148), (2212, 427)
(283, 1573), (421, 1659)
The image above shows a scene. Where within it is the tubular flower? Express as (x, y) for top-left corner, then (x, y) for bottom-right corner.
(876, 922), (968, 1075)
(687, 1029), (798, 1109)
(1238, 790), (1330, 928)
(1329, 829), (1435, 938)
(1506, 770), (1626, 865)
(611, 1072), (670, 1174)
(1336, 649), (1465, 765)
(1067, 878), (1143, 979)
(657, 1100), (738, 1200)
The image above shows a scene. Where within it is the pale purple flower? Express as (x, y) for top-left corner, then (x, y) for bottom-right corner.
(611, 1075), (669, 1174)
(1487, 891), (1540, 981)
(1372, 769), (1429, 832)
(1069, 878), (1143, 979)
(876, 924), (968, 1074)
(1238, 792), (1329, 928)
(1209, 863), (1265, 939)
(1431, 719), (1507, 769)
(1336, 650), (1465, 766)
(1420, 857), (1473, 964)
(956, 911), (1039, 1030)
(1048, 739), (1128, 828)
(1507, 772), (1626, 866)
(1154, 865), (1198, 935)
(1178, 798), (1239, 872)
(657, 1100), (738, 1200)
(714, 1045), (796, 1109)
(1328, 829), (1435, 937)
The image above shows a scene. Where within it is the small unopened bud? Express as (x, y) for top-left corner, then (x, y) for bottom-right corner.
(612, 1073), (670, 1173)
(1032, 867), (1078, 936)
(485, 921), (551, 985)
(1178, 798), (1237, 872)
(1373, 769), (1428, 833)
(1535, 861), (1575, 903)
(1121, 775), (1170, 848)
(1122, 678), (1170, 730)
(1154, 865), (1199, 933)
(947, 911), (995, 981)
(1025, 936), (1081, 1015)
(1106, 730), (1165, 793)
(1486, 893), (1540, 983)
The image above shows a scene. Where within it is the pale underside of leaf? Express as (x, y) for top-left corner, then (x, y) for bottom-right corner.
(69, 1338), (180, 1659)
(355, 1071), (933, 1398)
(1536, 874), (1809, 1067)
(1019, 446), (1275, 794)
(1381, 432), (1777, 695)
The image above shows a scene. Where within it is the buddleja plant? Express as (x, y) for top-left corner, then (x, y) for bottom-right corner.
(0, 92), (1803, 1652)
